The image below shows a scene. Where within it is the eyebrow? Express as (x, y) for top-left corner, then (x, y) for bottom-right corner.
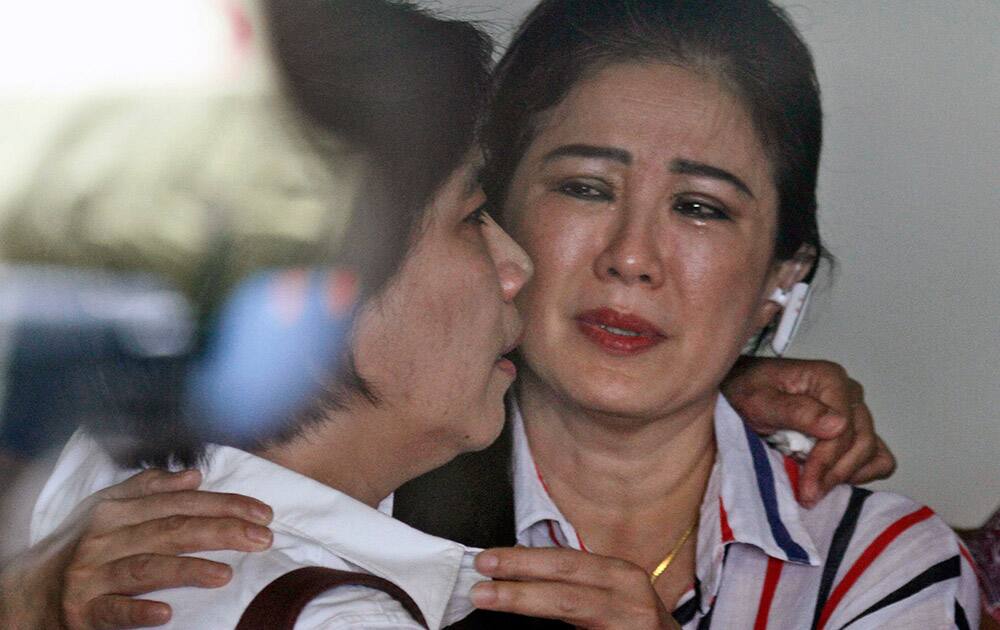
(541, 145), (755, 199)
(670, 158), (755, 199)
(542, 144), (632, 165)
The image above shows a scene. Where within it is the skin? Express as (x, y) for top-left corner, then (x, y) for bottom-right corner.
(724, 356), (893, 506)
(0, 469), (273, 630)
(351, 160), (530, 460)
(468, 61), (824, 626)
(0, 62), (894, 630)
(263, 159), (531, 507)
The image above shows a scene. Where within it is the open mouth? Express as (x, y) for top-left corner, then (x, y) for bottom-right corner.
(494, 331), (524, 378)
(575, 308), (665, 355)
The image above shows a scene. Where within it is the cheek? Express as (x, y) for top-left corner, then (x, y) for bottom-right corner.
(669, 236), (774, 338)
(513, 201), (597, 294)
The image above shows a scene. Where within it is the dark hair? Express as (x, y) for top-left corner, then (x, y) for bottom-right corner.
(480, 0), (823, 263)
(97, 0), (494, 468)
(266, 0), (494, 295)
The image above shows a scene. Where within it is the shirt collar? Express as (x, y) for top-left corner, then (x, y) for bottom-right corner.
(196, 444), (483, 629)
(508, 393), (821, 615)
(710, 394), (820, 566)
(510, 398), (588, 549)
(693, 395), (822, 612)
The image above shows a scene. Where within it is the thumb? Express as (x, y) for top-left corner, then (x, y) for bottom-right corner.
(737, 389), (847, 439)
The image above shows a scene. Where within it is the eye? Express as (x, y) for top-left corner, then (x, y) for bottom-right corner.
(463, 201), (490, 226)
(672, 198), (731, 222)
(558, 180), (613, 202)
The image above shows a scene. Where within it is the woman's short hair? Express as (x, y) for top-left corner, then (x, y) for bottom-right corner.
(96, 0), (494, 468)
(266, 0), (494, 296)
(480, 0), (823, 262)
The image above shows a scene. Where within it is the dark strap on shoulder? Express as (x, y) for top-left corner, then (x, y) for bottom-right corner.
(235, 566), (429, 630)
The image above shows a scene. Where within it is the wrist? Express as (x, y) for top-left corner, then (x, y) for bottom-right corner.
(1, 560), (38, 629)
(1, 547), (65, 629)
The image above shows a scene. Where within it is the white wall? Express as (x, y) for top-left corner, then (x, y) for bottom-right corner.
(425, 0), (1000, 527)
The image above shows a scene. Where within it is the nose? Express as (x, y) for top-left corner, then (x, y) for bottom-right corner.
(594, 209), (664, 288)
(481, 213), (534, 303)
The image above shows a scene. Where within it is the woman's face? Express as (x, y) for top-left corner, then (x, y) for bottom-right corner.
(505, 62), (805, 420)
(353, 158), (532, 452)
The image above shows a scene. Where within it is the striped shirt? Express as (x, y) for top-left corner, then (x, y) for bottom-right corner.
(511, 395), (980, 629)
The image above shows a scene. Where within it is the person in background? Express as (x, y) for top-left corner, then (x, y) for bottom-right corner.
(959, 505), (1000, 628)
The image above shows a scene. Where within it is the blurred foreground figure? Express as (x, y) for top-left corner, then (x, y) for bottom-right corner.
(0, 0), (365, 517)
(9, 1), (527, 629)
(0, 0), (488, 468)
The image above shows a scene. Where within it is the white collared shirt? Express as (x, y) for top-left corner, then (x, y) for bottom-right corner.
(510, 395), (981, 629)
(31, 431), (486, 630)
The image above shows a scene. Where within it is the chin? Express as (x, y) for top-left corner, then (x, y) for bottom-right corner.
(559, 375), (684, 421)
(459, 403), (507, 453)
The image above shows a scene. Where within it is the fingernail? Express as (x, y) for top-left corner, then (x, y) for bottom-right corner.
(470, 582), (497, 607)
(248, 504), (274, 525)
(206, 564), (232, 583)
(819, 414), (845, 433)
(147, 604), (171, 624)
(246, 525), (272, 546)
(475, 552), (499, 572)
(799, 484), (816, 506)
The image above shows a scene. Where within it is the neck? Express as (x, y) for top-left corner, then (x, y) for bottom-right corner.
(258, 400), (454, 509)
(516, 371), (717, 558)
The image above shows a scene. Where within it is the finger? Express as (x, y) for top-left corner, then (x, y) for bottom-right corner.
(90, 490), (273, 532)
(847, 452), (896, 486)
(476, 547), (638, 588)
(79, 516), (272, 564)
(841, 383), (895, 483)
(820, 402), (878, 492)
(97, 469), (203, 501)
(98, 554), (233, 596)
(737, 389), (846, 439)
(799, 421), (855, 506)
(85, 595), (171, 630)
(847, 437), (897, 485)
(471, 579), (613, 626)
(793, 361), (855, 414)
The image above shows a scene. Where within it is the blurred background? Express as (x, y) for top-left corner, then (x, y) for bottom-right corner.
(0, 0), (997, 564)
(0, 0), (364, 557)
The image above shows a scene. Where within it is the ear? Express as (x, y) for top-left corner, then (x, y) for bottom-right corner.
(753, 244), (818, 330)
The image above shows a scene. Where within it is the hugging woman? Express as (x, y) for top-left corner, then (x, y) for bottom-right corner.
(5, 0), (970, 629)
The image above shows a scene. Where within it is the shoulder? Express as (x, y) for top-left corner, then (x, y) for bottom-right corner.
(804, 485), (980, 629)
(30, 430), (132, 543)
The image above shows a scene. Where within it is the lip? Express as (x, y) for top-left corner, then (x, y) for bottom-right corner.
(501, 331), (525, 356)
(494, 357), (517, 378)
(494, 328), (523, 378)
(575, 307), (666, 355)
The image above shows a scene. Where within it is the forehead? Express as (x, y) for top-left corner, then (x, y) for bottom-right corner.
(530, 62), (773, 192)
